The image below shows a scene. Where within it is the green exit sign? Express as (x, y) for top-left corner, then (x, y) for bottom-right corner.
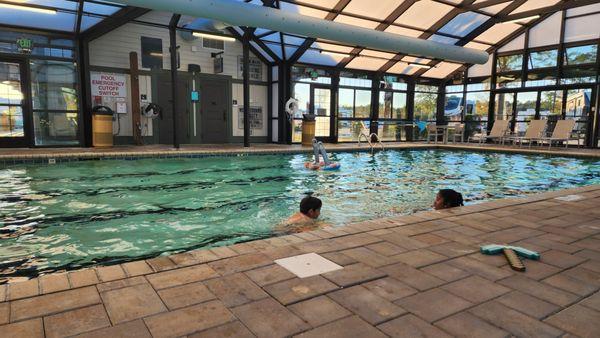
(16, 38), (33, 53)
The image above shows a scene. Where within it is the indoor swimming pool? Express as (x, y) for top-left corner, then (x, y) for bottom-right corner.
(1, 149), (599, 278)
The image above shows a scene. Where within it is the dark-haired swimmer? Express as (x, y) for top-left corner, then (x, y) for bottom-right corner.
(433, 189), (464, 210)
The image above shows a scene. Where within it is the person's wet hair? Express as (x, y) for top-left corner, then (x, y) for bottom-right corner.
(438, 189), (464, 208)
(300, 195), (322, 215)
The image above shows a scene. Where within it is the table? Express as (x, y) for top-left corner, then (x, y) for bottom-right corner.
(434, 125), (459, 144)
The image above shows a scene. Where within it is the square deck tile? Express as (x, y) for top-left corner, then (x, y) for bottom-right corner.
(295, 316), (387, 338)
(395, 288), (472, 323)
(275, 253), (342, 278)
(101, 283), (167, 324)
(328, 285), (406, 325)
(287, 295), (351, 327)
(378, 314), (452, 338)
(231, 298), (310, 338)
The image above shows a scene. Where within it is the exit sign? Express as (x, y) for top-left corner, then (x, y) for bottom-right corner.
(16, 38), (33, 54)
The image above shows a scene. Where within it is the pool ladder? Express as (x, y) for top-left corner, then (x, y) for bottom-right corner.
(358, 133), (384, 152)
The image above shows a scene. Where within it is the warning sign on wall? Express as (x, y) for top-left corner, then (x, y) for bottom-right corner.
(91, 73), (127, 97)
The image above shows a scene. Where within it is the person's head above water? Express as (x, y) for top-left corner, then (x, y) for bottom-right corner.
(300, 195), (322, 219)
(433, 189), (464, 210)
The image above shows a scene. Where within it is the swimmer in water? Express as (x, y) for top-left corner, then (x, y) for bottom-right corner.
(433, 189), (464, 210)
(286, 195), (322, 225)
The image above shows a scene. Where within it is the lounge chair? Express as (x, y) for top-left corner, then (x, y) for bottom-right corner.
(449, 124), (465, 143)
(468, 119), (509, 144)
(535, 119), (579, 148)
(504, 120), (547, 148)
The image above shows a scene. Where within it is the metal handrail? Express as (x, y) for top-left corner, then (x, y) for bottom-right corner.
(357, 132), (384, 151)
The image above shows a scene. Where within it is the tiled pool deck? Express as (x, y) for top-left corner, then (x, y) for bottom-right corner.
(1, 185), (599, 337)
(0, 142), (599, 165)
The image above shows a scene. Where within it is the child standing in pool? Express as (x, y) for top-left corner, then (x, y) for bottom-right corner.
(279, 195), (323, 233)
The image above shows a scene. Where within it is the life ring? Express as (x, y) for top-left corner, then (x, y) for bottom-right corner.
(304, 162), (341, 171)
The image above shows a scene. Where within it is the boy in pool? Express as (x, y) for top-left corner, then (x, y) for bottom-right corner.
(285, 195), (322, 228)
(433, 189), (464, 210)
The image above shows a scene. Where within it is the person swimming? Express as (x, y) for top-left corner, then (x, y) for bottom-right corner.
(286, 195), (322, 226)
(433, 189), (464, 210)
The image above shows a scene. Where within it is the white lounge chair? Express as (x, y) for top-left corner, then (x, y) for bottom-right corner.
(469, 120), (510, 144)
(504, 120), (547, 148)
(449, 124), (465, 143)
(426, 124), (444, 144)
(535, 119), (579, 148)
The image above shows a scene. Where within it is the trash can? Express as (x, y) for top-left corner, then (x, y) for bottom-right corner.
(92, 106), (114, 147)
(301, 114), (316, 146)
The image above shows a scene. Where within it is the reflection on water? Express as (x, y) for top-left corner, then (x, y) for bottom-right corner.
(1, 149), (599, 279)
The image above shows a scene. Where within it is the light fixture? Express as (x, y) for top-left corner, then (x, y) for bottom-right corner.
(503, 15), (540, 24)
(149, 52), (163, 57)
(0, 3), (57, 14)
(408, 63), (432, 69)
(319, 50), (351, 58)
(192, 32), (236, 42)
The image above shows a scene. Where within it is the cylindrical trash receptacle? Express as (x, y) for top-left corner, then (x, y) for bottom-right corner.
(301, 114), (316, 146)
(92, 106), (114, 147)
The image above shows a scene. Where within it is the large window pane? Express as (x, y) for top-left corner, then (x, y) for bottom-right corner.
(561, 66), (597, 84)
(515, 91), (538, 135)
(30, 60), (78, 110)
(540, 90), (563, 133)
(377, 121), (410, 141)
(355, 90), (371, 118)
(564, 44), (598, 65)
(495, 93), (514, 120)
(379, 91), (407, 119)
(414, 92), (438, 121)
(33, 111), (78, 145)
(444, 93), (463, 122)
(0, 106), (24, 137)
(392, 92), (407, 119)
(496, 74), (521, 88)
(338, 88), (354, 118)
(337, 120), (370, 142)
(497, 54), (523, 72)
(379, 91), (392, 118)
(528, 50), (558, 69)
(566, 88), (592, 144)
(292, 82), (309, 118)
(0, 63), (23, 105)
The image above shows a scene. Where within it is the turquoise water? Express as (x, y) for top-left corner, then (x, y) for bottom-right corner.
(1, 149), (599, 278)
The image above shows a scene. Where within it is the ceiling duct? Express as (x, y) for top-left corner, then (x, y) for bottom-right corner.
(179, 18), (229, 41)
(113, 0), (489, 64)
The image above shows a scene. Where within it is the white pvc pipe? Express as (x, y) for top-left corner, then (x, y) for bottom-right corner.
(113, 0), (489, 64)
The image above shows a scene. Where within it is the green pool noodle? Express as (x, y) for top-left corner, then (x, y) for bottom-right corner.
(480, 244), (540, 260)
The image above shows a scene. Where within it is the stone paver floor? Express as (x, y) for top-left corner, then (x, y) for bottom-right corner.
(0, 185), (599, 337)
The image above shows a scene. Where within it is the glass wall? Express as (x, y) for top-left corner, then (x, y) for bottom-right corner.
(464, 82), (490, 139)
(290, 66), (332, 142)
(377, 75), (409, 142)
(0, 62), (24, 138)
(413, 84), (438, 140)
(337, 72), (372, 142)
(566, 88), (592, 144)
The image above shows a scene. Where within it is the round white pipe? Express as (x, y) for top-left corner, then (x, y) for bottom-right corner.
(113, 0), (489, 64)
(179, 18), (229, 41)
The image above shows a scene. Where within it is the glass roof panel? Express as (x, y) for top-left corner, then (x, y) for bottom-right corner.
(478, 2), (510, 15)
(387, 62), (420, 75)
(474, 22), (522, 44)
(394, 0), (453, 30)
(250, 41), (274, 62)
(285, 46), (298, 58)
(265, 42), (283, 59)
(438, 11), (490, 37)
(346, 56), (388, 71)
(313, 42), (354, 53)
(83, 2), (122, 15)
(464, 41), (492, 51)
(384, 25), (424, 38)
(360, 49), (397, 59)
(334, 14), (379, 29)
(402, 56), (432, 64)
(80, 14), (103, 31)
(343, 0), (406, 20)
(421, 62), (462, 79)
(428, 35), (459, 45)
(11, 0), (78, 10)
(511, 0), (561, 14)
(261, 32), (281, 44)
(299, 49), (346, 66)
(283, 34), (306, 46)
(0, 6), (76, 31)
(296, 0), (339, 8)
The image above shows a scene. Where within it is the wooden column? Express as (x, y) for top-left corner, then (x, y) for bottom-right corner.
(129, 52), (142, 145)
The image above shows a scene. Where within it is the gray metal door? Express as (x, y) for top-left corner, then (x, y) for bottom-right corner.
(157, 72), (190, 145)
(200, 78), (228, 143)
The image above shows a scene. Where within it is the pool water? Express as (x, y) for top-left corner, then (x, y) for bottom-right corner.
(1, 149), (599, 278)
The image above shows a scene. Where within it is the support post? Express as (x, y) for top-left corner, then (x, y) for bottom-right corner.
(169, 14), (181, 149)
(129, 52), (142, 145)
(243, 32), (251, 147)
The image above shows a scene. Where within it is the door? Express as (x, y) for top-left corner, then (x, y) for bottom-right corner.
(200, 78), (228, 143)
(156, 72), (190, 145)
(0, 59), (29, 147)
(310, 86), (333, 142)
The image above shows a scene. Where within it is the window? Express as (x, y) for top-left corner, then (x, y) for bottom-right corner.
(515, 91), (538, 134)
(202, 37), (225, 50)
(337, 88), (371, 119)
(495, 93), (514, 121)
(566, 88), (591, 143)
(528, 50), (558, 69)
(291, 66), (332, 84)
(141, 36), (163, 69)
(563, 44), (598, 65)
(444, 94), (463, 122)
(414, 88), (438, 121)
(339, 72), (372, 88)
(497, 54), (523, 72)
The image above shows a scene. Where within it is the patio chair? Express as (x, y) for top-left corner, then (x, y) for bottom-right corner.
(468, 120), (509, 144)
(426, 124), (443, 144)
(535, 119), (578, 148)
(504, 120), (547, 148)
(449, 124), (465, 143)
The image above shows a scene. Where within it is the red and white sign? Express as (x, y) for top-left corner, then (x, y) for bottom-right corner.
(91, 73), (126, 97)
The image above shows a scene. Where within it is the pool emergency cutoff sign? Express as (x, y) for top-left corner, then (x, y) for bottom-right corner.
(91, 73), (126, 97)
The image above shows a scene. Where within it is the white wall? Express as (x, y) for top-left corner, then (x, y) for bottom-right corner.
(88, 11), (270, 142)
(231, 84), (268, 137)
